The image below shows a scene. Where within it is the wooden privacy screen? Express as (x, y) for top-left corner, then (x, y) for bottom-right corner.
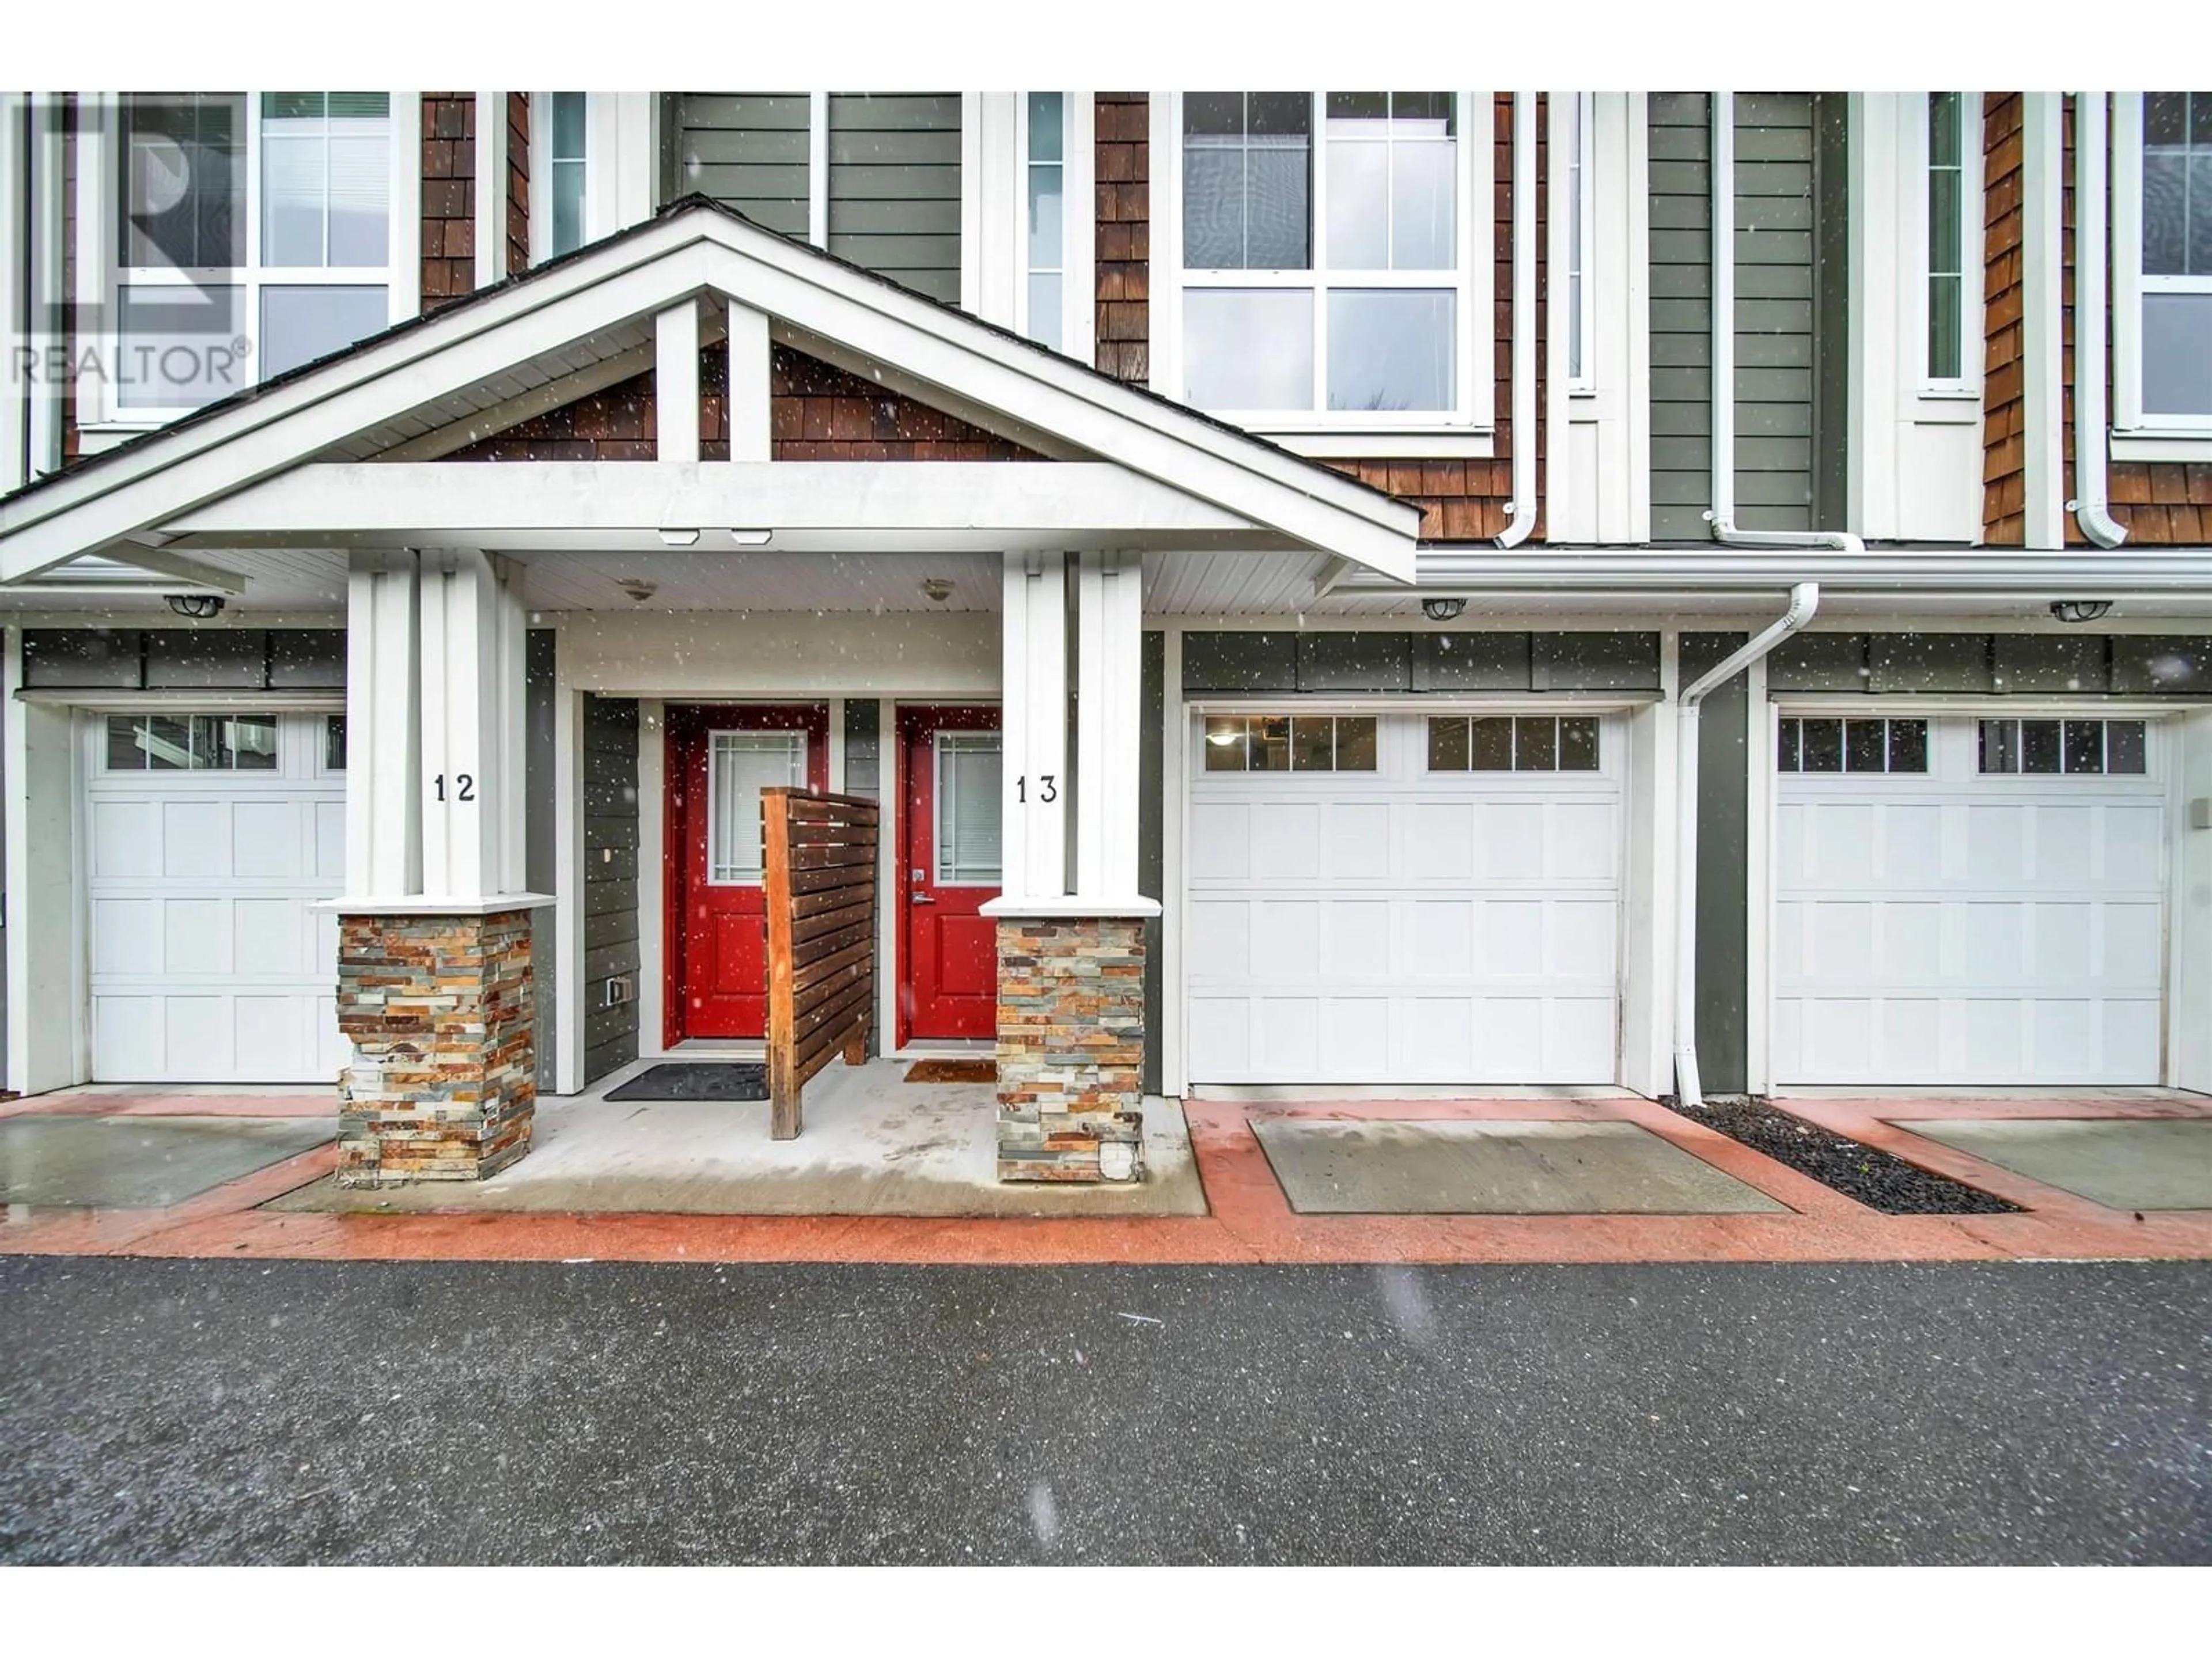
(762, 786), (878, 1138)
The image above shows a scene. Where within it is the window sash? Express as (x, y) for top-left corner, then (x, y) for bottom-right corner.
(1566, 91), (1596, 392)
(103, 91), (397, 423)
(1922, 91), (1973, 391)
(1171, 90), (1479, 427)
(934, 732), (1003, 885)
(1019, 91), (1067, 353)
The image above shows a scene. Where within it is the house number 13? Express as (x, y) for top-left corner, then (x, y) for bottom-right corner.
(1014, 774), (1057, 804)
(433, 774), (478, 802)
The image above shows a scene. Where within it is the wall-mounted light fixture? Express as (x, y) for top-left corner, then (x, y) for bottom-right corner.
(1421, 596), (1467, 622)
(2049, 600), (2113, 624)
(165, 594), (224, 619)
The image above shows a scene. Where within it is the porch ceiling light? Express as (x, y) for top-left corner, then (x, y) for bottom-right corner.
(658, 528), (701, 547)
(618, 578), (659, 603)
(729, 529), (772, 546)
(921, 578), (954, 603)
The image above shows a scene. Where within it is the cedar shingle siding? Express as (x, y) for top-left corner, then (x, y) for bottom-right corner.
(670, 92), (964, 304)
(505, 92), (531, 278)
(421, 93), (475, 312)
(445, 345), (1040, 463)
(1095, 92), (1150, 385)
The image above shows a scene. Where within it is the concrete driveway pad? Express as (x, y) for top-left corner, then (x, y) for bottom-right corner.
(1252, 1118), (1789, 1215)
(0, 1115), (335, 1210)
(1892, 1118), (2212, 1211)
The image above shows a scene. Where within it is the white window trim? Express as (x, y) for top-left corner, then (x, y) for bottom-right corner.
(2113, 90), (2212, 444)
(1565, 91), (1597, 395)
(704, 727), (808, 887)
(1149, 89), (1495, 440)
(77, 90), (418, 433)
(1009, 91), (1096, 363)
(1910, 90), (1980, 399)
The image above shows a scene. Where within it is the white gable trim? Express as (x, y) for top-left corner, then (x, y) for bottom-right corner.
(0, 205), (1420, 585)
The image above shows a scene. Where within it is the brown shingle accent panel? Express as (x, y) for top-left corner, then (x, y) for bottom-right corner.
(446, 344), (1043, 462)
(505, 92), (531, 279)
(1982, 93), (2024, 544)
(1321, 93), (1522, 543)
(421, 93), (476, 313)
(1096, 93), (1150, 385)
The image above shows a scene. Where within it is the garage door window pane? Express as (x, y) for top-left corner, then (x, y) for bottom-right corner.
(1777, 717), (1802, 772)
(324, 714), (347, 770)
(1249, 715), (1291, 771)
(216, 715), (279, 770)
(2107, 720), (2147, 774)
(1800, 718), (1844, 772)
(1427, 715), (1469, 770)
(1334, 717), (1377, 770)
(1514, 716), (1556, 770)
(2021, 720), (2062, 774)
(2062, 719), (2105, 774)
(1291, 716), (1335, 770)
(1559, 717), (1600, 771)
(1979, 718), (2017, 773)
(1844, 719), (1889, 772)
(1886, 719), (1929, 773)
(1471, 717), (1514, 770)
(1203, 716), (1248, 770)
(106, 716), (148, 769)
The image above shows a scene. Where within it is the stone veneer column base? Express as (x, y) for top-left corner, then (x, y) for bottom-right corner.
(336, 908), (536, 1186)
(995, 915), (1147, 1183)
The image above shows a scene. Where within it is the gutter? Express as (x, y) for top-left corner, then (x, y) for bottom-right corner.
(2067, 92), (2128, 548)
(1674, 580), (1820, 1109)
(1496, 92), (1540, 548)
(1703, 92), (1865, 559)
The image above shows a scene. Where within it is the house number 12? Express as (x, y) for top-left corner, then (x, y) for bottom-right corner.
(433, 774), (478, 802)
(1014, 774), (1057, 804)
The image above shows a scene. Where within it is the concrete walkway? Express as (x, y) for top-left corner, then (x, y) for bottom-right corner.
(4, 1082), (2211, 1265)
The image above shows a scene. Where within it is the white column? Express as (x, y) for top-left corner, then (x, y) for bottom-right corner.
(655, 298), (701, 465)
(996, 551), (1067, 903)
(417, 548), (527, 902)
(474, 90), (509, 289)
(725, 302), (772, 462)
(1073, 550), (1143, 899)
(4, 626), (85, 1093)
(345, 550), (422, 899)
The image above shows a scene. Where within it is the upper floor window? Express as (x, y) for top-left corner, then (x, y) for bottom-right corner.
(111, 92), (396, 419)
(1565, 92), (1594, 392)
(544, 92), (588, 257)
(1166, 90), (1481, 430)
(1924, 91), (1971, 387)
(1022, 92), (1067, 351)
(2141, 92), (2212, 421)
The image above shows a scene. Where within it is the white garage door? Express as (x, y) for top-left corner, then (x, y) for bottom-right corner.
(1774, 713), (2167, 1085)
(1186, 709), (1624, 1084)
(86, 710), (348, 1082)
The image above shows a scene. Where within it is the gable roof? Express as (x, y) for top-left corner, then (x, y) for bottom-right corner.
(0, 196), (1421, 584)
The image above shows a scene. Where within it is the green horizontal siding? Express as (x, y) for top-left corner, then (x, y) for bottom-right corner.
(1647, 93), (1714, 540)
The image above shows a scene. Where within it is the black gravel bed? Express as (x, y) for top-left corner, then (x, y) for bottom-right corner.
(1671, 1097), (2022, 1215)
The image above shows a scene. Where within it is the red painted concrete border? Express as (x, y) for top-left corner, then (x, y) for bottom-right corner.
(3, 1089), (2209, 1267)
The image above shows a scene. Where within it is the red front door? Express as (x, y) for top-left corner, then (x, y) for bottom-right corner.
(666, 703), (830, 1042)
(898, 705), (1002, 1044)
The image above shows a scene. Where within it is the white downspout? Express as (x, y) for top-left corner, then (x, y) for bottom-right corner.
(2069, 92), (2128, 548)
(1674, 580), (1820, 1108)
(1497, 91), (1540, 548)
(1703, 92), (1865, 557)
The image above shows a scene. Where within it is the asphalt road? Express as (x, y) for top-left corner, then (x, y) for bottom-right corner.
(2, 1256), (2206, 1565)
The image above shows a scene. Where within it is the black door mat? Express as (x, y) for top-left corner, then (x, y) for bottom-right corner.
(604, 1063), (770, 1103)
(1672, 1098), (2021, 1214)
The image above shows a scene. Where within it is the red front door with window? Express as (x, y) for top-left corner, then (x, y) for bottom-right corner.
(666, 703), (830, 1043)
(898, 705), (1002, 1044)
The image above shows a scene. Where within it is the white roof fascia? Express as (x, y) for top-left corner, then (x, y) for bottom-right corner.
(1, 206), (1420, 585)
